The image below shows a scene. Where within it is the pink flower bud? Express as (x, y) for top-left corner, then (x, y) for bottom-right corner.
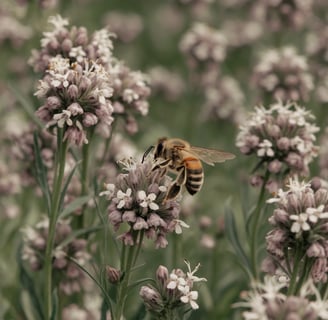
(82, 113), (98, 127)
(67, 84), (79, 100)
(61, 38), (73, 52)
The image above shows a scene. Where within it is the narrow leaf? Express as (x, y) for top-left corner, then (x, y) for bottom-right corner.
(59, 195), (92, 219)
(224, 206), (251, 273)
(58, 225), (103, 247)
(67, 256), (113, 311)
(18, 261), (44, 319)
(50, 289), (58, 320)
(33, 132), (51, 214)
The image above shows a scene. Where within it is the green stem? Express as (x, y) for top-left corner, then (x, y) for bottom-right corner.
(250, 170), (270, 280)
(44, 130), (68, 319)
(295, 256), (313, 295)
(77, 141), (91, 229)
(287, 246), (303, 296)
(171, 232), (180, 269)
(114, 231), (142, 320)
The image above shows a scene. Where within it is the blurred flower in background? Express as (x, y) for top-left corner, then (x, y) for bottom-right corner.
(252, 47), (313, 102)
(238, 276), (328, 320)
(22, 216), (92, 294)
(236, 101), (319, 192)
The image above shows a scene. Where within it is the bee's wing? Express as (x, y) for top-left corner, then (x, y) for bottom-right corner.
(188, 146), (235, 166)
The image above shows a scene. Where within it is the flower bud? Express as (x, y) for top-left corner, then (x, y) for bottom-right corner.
(106, 266), (121, 284)
(67, 84), (79, 100)
(307, 242), (325, 258)
(82, 112), (98, 127)
(61, 38), (73, 52)
(156, 265), (169, 292)
(139, 286), (163, 313)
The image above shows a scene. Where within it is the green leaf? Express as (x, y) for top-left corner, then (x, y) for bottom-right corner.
(59, 195), (92, 219)
(33, 132), (51, 214)
(50, 289), (58, 320)
(21, 290), (39, 320)
(18, 261), (44, 320)
(126, 277), (154, 292)
(58, 225), (103, 247)
(67, 256), (113, 311)
(224, 205), (251, 275)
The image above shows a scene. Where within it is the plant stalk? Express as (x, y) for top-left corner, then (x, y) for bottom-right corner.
(44, 130), (68, 319)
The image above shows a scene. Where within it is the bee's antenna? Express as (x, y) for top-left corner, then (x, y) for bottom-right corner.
(142, 145), (155, 163)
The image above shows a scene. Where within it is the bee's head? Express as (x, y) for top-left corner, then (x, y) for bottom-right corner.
(142, 137), (167, 163)
(154, 137), (167, 159)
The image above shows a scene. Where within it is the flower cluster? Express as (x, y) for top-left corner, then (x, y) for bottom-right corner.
(179, 22), (227, 72)
(200, 75), (245, 124)
(22, 217), (91, 295)
(103, 11), (143, 43)
(110, 60), (151, 134)
(306, 25), (328, 69)
(252, 0), (314, 32)
(239, 276), (328, 320)
(148, 66), (185, 102)
(29, 15), (114, 73)
(101, 158), (184, 248)
(140, 261), (207, 317)
(236, 101), (319, 190)
(263, 178), (328, 283)
(32, 15), (151, 138)
(252, 47), (313, 102)
(35, 56), (114, 145)
(0, 9), (33, 48)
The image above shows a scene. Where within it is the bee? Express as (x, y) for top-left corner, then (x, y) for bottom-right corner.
(143, 137), (235, 200)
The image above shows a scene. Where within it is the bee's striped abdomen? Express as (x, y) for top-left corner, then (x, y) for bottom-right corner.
(184, 157), (204, 195)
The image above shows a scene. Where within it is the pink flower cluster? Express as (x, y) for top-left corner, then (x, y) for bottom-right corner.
(140, 261), (207, 316)
(264, 178), (328, 283)
(236, 101), (319, 190)
(101, 159), (184, 248)
(31, 15), (151, 143)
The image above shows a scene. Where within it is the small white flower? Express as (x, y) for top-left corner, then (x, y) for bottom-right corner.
(185, 261), (207, 283)
(306, 205), (328, 223)
(116, 188), (132, 209)
(180, 286), (199, 310)
(137, 190), (159, 210)
(167, 273), (186, 290)
(99, 183), (115, 199)
(290, 213), (310, 233)
(173, 219), (190, 234)
(52, 110), (73, 128)
(257, 139), (274, 157)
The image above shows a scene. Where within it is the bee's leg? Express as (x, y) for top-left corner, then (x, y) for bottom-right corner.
(165, 166), (186, 201)
(151, 159), (171, 177)
(152, 158), (171, 171)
